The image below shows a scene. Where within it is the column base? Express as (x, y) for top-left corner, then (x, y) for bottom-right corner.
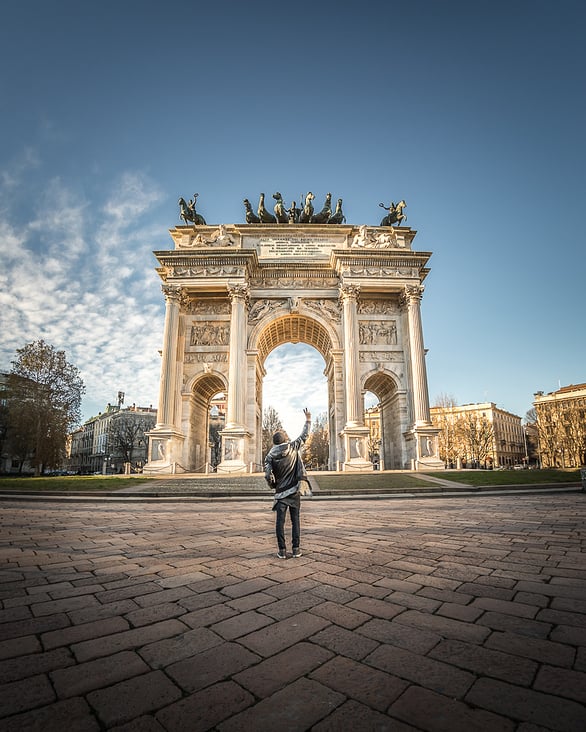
(407, 425), (444, 471)
(217, 427), (250, 475)
(143, 427), (185, 474)
(340, 426), (373, 472)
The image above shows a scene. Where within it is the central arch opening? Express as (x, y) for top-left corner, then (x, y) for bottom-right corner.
(255, 314), (335, 468)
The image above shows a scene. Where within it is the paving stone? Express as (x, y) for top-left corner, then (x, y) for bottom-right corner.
(358, 617), (440, 653)
(110, 714), (166, 731)
(485, 631), (576, 668)
(0, 647), (74, 684)
(124, 602), (186, 628)
(436, 601), (484, 622)
(312, 698), (418, 732)
(177, 589), (226, 611)
(94, 582), (162, 604)
(216, 676), (345, 732)
(221, 577), (278, 598)
(166, 641), (260, 692)
(51, 650), (149, 698)
(550, 623), (586, 646)
(536, 607), (586, 628)
(310, 624), (379, 661)
(158, 571), (211, 588)
(366, 644), (476, 697)
(515, 580), (586, 600)
(515, 591), (549, 608)
(67, 599), (139, 625)
(0, 605), (31, 624)
(87, 670), (182, 727)
(0, 673), (55, 717)
(132, 585), (195, 607)
(211, 609), (274, 640)
(234, 641), (332, 698)
(533, 664), (586, 704)
(385, 590), (442, 613)
(257, 591), (323, 620)
(30, 595), (101, 617)
(239, 611), (330, 657)
(155, 680), (254, 732)
(458, 582), (515, 601)
(429, 638), (538, 685)
(71, 619), (188, 662)
(308, 600), (371, 629)
(181, 603), (238, 628)
(394, 608), (491, 643)
(0, 634), (40, 661)
(0, 612), (70, 641)
(227, 591), (276, 612)
(471, 596), (540, 618)
(310, 655), (407, 711)
(41, 615), (129, 649)
(346, 597), (404, 620)
(466, 677), (586, 731)
(476, 611), (553, 638)
(390, 683), (515, 731)
(0, 697), (99, 731)
(263, 577), (320, 599)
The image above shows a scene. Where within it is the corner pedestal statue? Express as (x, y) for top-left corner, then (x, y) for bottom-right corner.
(144, 195), (442, 474)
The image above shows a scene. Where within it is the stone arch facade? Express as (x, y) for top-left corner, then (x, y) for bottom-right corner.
(144, 223), (443, 474)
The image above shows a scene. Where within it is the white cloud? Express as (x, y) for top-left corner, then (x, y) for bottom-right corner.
(0, 170), (165, 421)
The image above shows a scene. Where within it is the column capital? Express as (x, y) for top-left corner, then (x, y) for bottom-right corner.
(162, 284), (187, 306)
(338, 283), (361, 303)
(402, 283), (425, 304)
(227, 283), (250, 306)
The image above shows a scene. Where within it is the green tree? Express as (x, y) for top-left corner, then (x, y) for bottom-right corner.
(262, 406), (283, 458)
(7, 340), (85, 475)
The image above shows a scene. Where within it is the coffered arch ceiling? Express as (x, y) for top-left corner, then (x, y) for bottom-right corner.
(255, 315), (333, 365)
(364, 371), (399, 403)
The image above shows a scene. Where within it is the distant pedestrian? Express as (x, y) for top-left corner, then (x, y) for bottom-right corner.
(264, 408), (312, 559)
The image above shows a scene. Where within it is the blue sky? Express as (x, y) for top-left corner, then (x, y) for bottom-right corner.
(1, 1), (584, 434)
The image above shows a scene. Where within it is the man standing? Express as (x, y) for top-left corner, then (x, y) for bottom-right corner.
(264, 408), (311, 559)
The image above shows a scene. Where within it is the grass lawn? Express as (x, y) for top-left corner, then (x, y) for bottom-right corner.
(423, 469), (582, 487)
(0, 476), (157, 492)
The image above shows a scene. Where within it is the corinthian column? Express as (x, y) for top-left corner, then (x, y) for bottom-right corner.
(404, 284), (432, 426)
(339, 284), (363, 427)
(156, 284), (183, 428)
(225, 283), (249, 429)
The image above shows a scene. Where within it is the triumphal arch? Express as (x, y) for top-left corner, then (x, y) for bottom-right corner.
(144, 195), (443, 474)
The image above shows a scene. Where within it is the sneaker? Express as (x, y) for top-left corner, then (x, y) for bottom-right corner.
(293, 548), (302, 558)
(277, 551), (287, 559)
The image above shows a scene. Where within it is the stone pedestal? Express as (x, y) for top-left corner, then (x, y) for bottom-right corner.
(341, 426), (373, 471)
(216, 427), (249, 474)
(409, 426), (444, 470)
(143, 428), (185, 474)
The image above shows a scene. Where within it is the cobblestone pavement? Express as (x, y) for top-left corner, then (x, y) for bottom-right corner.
(1, 493), (585, 731)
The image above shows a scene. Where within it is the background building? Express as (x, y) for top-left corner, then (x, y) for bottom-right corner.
(430, 402), (526, 469)
(533, 384), (586, 468)
(69, 404), (157, 474)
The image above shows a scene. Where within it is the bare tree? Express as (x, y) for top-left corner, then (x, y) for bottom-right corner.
(109, 414), (155, 467)
(7, 341), (85, 475)
(262, 406), (283, 458)
(305, 412), (329, 469)
(461, 413), (495, 467)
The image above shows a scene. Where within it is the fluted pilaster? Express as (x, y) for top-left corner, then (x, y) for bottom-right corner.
(225, 283), (249, 429)
(404, 284), (432, 426)
(339, 284), (363, 427)
(156, 285), (183, 428)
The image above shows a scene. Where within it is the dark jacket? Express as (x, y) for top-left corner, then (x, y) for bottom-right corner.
(264, 420), (310, 497)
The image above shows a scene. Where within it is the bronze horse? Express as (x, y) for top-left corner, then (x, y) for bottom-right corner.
(379, 200), (406, 226)
(179, 195), (206, 225)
